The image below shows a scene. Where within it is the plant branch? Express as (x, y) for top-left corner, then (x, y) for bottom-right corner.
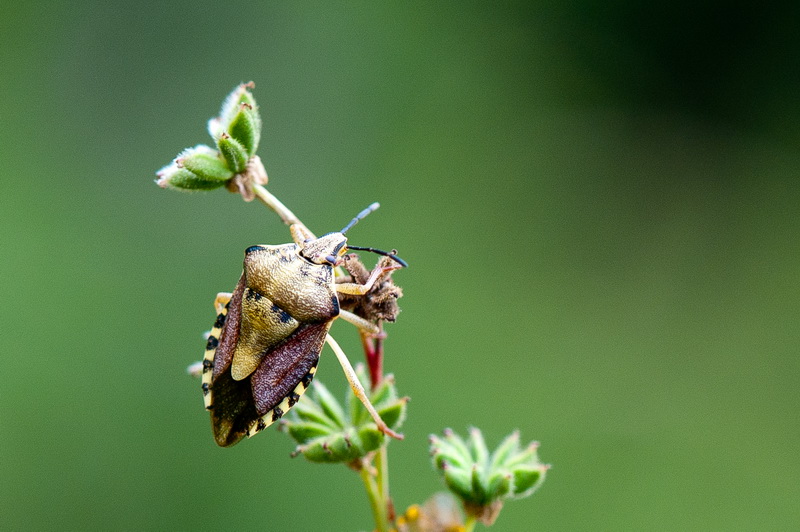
(360, 329), (385, 390)
(252, 182), (313, 236)
(375, 445), (394, 522)
(360, 462), (389, 532)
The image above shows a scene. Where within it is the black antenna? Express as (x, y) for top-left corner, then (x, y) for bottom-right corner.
(347, 245), (408, 268)
(341, 202), (380, 234)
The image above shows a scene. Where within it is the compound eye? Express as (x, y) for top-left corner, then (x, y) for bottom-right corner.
(324, 254), (337, 265)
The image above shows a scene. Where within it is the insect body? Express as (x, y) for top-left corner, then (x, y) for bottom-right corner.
(201, 203), (406, 447)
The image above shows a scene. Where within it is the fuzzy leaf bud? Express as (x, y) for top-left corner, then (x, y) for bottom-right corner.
(430, 428), (549, 526)
(216, 133), (248, 174)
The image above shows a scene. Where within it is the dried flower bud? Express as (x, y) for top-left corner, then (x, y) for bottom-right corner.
(337, 254), (403, 323)
(430, 428), (549, 526)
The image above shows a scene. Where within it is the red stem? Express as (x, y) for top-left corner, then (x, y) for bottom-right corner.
(360, 323), (384, 390)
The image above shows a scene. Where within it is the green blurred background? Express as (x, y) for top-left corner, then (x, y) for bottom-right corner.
(2, 2), (799, 530)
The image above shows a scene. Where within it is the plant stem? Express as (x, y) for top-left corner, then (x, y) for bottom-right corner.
(376, 444), (392, 518)
(360, 329), (384, 390)
(464, 514), (478, 532)
(252, 181), (353, 277)
(360, 463), (389, 532)
(252, 183), (313, 236)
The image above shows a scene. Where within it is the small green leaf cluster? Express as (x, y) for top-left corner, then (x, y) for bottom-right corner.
(156, 83), (262, 191)
(430, 428), (548, 525)
(282, 367), (407, 464)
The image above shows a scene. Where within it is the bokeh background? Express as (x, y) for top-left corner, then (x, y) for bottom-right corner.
(2, 2), (799, 530)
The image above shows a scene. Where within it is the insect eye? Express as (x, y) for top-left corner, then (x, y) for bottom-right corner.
(325, 254), (337, 265)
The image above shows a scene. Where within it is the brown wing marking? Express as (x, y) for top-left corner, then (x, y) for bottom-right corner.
(208, 276), (255, 447)
(209, 317), (330, 447)
(246, 321), (331, 437)
(212, 276), (245, 380)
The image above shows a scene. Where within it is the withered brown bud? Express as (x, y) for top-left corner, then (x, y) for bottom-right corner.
(337, 254), (403, 323)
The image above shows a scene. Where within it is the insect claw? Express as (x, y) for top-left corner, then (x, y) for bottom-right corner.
(379, 424), (404, 441)
(380, 263), (404, 275)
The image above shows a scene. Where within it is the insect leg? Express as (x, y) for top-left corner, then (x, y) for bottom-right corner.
(337, 309), (382, 336)
(335, 262), (403, 295)
(290, 223), (314, 245)
(325, 334), (403, 440)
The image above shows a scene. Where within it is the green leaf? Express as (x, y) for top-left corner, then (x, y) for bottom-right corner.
(228, 105), (261, 156)
(431, 437), (470, 469)
(285, 421), (332, 444)
(157, 167), (226, 191)
(443, 429), (473, 465)
(470, 465), (488, 505)
(443, 465), (474, 502)
(217, 134), (248, 174)
(311, 380), (346, 428)
(467, 427), (490, 468)
(179, 151), (233, 182)
(327, 430), (361, 462)
(370, 375), (397, 406)
(504, 442), (540, 468)
(486, 472), (512, 500)
(490, 430), (520, 470)
(208, 82), (258, 139)
(431, 446), (451, 470)
(376, 399), (406, 429)
(292, 396), (336, 428)
(297, 440), (338, 463)
(511, 466), (545, 497)
(357, 424), (384, 453)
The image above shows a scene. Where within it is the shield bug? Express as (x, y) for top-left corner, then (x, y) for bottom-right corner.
(201, 203), (407, 447)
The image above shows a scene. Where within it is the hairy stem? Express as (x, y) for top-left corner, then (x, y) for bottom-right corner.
(252, 183), (312, 236)
(375, 445), (393, 522)
(360, 463), (389, 532)
(252, 180), (353, 277)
